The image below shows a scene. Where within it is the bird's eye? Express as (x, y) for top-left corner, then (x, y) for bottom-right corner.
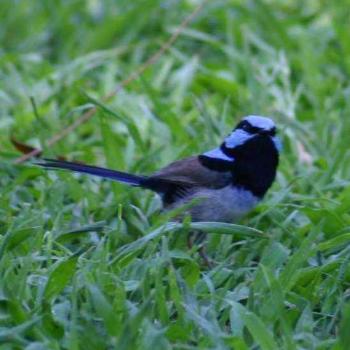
(239, 121), (254, 133)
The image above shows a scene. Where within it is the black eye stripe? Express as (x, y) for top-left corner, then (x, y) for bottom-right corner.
(236, 121), (258, 133)
(236, 120), (250, 130)
(248, 126), (261, 133)
(236, 121), (276, 136)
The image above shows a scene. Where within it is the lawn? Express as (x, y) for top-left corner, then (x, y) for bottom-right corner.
(1, 1), (350, 349)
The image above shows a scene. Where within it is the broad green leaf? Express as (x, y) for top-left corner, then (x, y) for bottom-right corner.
(243, 311), (279, 350)
(44, 257), (78, 301)
(0, 227), (38, 257)
(318, 233), (350, 251)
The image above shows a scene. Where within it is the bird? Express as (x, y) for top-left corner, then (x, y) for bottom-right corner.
(36, 115), (281, 223)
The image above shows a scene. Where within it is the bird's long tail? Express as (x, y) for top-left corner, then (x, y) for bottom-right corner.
(36, 158), (147, 186)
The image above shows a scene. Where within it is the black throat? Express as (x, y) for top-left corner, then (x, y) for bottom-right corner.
(199, 135), (279, 198)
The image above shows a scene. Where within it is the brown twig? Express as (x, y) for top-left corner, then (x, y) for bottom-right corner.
(14, 1), (207, 164)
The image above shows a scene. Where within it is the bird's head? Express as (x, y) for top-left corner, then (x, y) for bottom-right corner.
(200, 115), (281, 197)
(202, 115), (281, 162)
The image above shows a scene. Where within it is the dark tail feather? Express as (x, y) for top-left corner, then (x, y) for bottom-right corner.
(36, 159), (147, 186)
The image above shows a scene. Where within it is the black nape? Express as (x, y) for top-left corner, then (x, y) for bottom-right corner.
(197, 155), (234, 172)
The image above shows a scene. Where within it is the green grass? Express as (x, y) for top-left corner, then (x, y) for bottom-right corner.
(1, 1), (350, 349)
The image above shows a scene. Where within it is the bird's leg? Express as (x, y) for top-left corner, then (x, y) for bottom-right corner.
(187, 230), (212, 267)
(187, 232), (194, 250)
(186, 230), (203, 250)
(198, 244), (212, 268)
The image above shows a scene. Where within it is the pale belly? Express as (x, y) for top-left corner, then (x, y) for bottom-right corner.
(168, 186), (259, 223)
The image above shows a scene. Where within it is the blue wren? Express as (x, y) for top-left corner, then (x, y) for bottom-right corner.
(37, 115), (281, 223)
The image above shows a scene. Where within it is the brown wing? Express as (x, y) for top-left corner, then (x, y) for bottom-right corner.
(146, 156), (232, 206)
(142, 156), (231, 205)
(150, 156), (231, 188)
